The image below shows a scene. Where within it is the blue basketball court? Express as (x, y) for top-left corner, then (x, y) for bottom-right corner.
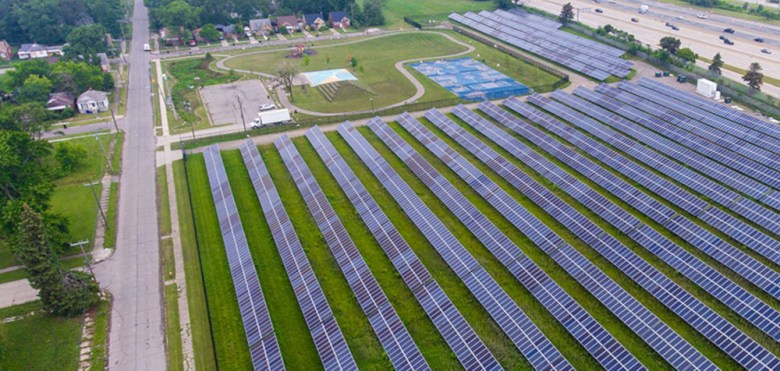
(303, 69), (358, 87)
(411, 58), (531, 101)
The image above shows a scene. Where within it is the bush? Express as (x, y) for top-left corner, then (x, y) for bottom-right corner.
(55, 142), (87, 176)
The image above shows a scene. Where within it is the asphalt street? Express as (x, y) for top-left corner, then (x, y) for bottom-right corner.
(92, 0), (166, 368)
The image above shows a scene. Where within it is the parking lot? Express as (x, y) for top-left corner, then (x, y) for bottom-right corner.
(201, 79), (273, 128)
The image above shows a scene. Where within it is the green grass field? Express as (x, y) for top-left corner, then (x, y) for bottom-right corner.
(50, 183), (101, 246)
(367, 0), (496, 29)
(0, 301), (81, 370)
(104, 182), (119, 249)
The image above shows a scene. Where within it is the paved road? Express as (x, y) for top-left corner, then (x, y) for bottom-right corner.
(42, 121), (113, 139)
(93, 0), (166, 368)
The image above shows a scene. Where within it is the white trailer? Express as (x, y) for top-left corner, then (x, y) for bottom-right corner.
(696, 78), (718, 98)
(639, 4), (649, 13)
(251, 108), (291, 128)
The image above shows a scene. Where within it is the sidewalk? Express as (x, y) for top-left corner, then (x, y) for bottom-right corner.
(0, 280), (36, 309)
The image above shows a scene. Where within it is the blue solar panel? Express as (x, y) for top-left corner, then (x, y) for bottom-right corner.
(239, 140), (357, 370)
(274, 135), (428, 371)
(385, 113), (644, 370)
(337, 121), (572, 370)
(304, 127), (501, 370)
(423, 109), (714, 370)
(483, 100), (780, 341)
(444, 105), (780, 369)
(202, 145), (285, 371)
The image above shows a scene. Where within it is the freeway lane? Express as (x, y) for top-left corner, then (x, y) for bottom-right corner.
(93, 0), (166, 368)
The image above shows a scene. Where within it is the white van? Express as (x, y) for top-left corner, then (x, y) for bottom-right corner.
(143, 43), (151, 52)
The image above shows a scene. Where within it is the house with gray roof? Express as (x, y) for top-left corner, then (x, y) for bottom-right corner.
(77, 89), (109, 114)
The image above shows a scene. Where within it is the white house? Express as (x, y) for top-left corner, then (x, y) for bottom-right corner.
(77, 89), (109, 114)
(17, 43), (64, 59)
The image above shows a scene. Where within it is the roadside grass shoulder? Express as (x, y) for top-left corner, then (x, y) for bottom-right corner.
(0, 301), (81, 370)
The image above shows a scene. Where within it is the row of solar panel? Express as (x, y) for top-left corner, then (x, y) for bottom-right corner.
(568, 87), (780, 237)
(274, 135), (429, 371)
(448, 12), (615, 81)
(421, 109), (715, 370)
(238, 140), (358, 370)
(304, 126), (502, 370)
(501, 8), (563, 31)
(376, 114), (643, 370)
(202, 145), (285, 371)
(637, 77), (780, 145)
(337, 121), (574, 370)
(447, 105), (779, 369)
(478, 99), (780, 342)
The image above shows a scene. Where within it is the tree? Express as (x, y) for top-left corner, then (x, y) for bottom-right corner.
(277, 62), (298, 102)
(361, 0), (385, 26)
(676, 47), (697, 63)
(742, 62), (764, 93)
(156, 0), (201, 30)
(659, 36), (681, 54)
(559, 2), (575, 24)
(64, 24), (108, 64)
(17, 75), (53, 104)
(708, 53), (724, 75)
(199, 24), (221, 42)
(55, 142), (87, 176)
(12, 204), (99, 316)
(350, 57), (358, 69)
(8, 59), (51, 88)
(0, 102), (52, 135)
(495, 0), (513, 10)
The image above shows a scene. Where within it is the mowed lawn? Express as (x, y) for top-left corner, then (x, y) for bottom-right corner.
(223, 33), (468, 112)
(367, 0), (496, 29)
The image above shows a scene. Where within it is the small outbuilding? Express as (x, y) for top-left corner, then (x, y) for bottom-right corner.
(696, 78), (718, 99)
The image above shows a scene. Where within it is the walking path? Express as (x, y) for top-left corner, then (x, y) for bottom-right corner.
(0, 280), (37, 308)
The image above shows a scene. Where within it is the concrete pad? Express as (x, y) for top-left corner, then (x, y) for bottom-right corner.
(200, 79), (271, 128)
(0, 280), (37, 309)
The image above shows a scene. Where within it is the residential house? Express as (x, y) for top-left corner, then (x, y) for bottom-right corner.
(215, 24), (237, 37)
(0, 40), (11, 61)
(159, 28), (183, 46)
(249, 18), (274, 35)
(304, 13), (325, 30)
(17, 43), (64, 59)
(77, 89), (109, 114)
(275, 15), (300, 33)
(96, 53), (110, 72)
(329, 11), (350, 29)
(46, 92), (75, 112)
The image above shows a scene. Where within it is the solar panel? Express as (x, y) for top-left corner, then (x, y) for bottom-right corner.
(274, 135), (428, 371)
(239, 140), (357, 370)
(422, 109), (714, 370)
(337, 121), (572, 370)
(569, 87), (780, 236)
(450, 104), (780, 368)
(202, 145), (285, 371)
(383, 114), (644, 370)
(303, 127), (501, 370)
(484, 100), (780, 340)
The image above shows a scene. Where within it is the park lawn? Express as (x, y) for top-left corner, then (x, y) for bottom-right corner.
(224, 32), (468, 112)
(162, 57), (244, 134)
(292, 138), (463, 369)
(367, 0), (496, 29)
(441, 112), (739, 368)
(173, 160), (217, 370)
(0, 301), (81, 370)
(323, 131), (528, 369)
(261, 145), (391, 368)
(50, 182), (101, 246)
(180, 154), (252, 370)
(220, 150), (322, 370)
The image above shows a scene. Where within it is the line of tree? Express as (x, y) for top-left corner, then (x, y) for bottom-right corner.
(0, 0), (127, 45)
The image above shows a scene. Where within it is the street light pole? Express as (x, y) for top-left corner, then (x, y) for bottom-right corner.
(236, 95), (248, 136)
(84, 181), (108, 228)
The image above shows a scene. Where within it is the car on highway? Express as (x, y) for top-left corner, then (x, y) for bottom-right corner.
(724, 38), (734, 45)
(719, 35), (725, 40)
(671, 25), (680, 30)
(697, 13), (707, 19)
(755, 37), (765, 42)
(676, 15), (685, 20)
(724, 28), (735, 33)
(595, 8), (604, 13)
(665, 21), (671, 26)
(762, 48), (772, 54)
(631, 17), (639, 22)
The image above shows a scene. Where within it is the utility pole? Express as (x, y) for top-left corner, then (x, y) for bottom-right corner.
(236, 95), (248, 136)
(110, 108), (120, 133)
(97, 135), (114, 174)
(84, 181), (108, 228)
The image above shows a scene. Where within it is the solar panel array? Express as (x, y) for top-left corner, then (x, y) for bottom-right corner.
(274, 135), (428, 370)
(480, 100), (780, 341)
(304, 126), (501, 370)
(337, 121), (573, 370)
(567, 87), (780, 239)
(239, 140), (357, 370)
(447, 10), (631, 81)
(450, 104), (780, 369)
(506, 93), (780, 290)
(422, 109), (713, 370)
(202, 145), (285, 371)
(377, 114), (643, 370)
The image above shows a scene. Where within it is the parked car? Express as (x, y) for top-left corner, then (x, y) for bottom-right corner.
(259, 103), (276, 111)
(724, 38), (734, 45)
(671, 25), (680, 30)
(724, 28), (735, 33)
(595, 8), (604, 13)
(762, 48), (772, 54)
(631, 17), (639, 22)
(755, 37), (765, 42)
(189, 39), (196, 47)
